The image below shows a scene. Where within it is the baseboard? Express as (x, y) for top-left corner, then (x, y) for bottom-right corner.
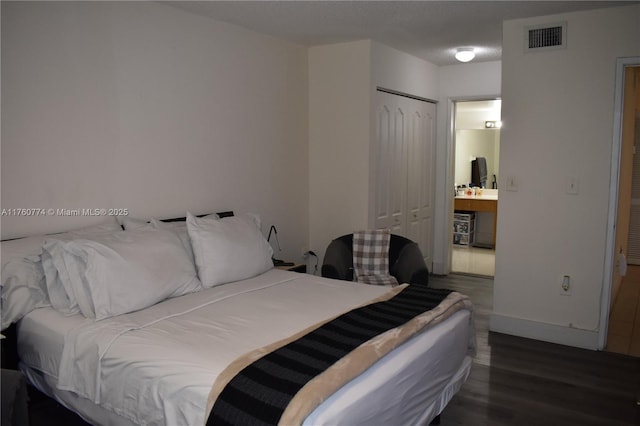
(489, 313), (599, 350)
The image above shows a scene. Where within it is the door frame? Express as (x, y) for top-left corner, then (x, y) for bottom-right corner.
(600, 57), (640, 350)
(446, 95), (501, 275)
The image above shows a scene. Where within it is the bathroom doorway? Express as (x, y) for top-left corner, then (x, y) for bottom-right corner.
(451, 99), (501, 277)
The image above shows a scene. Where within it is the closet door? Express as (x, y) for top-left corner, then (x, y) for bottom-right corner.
(406, 102), (436, 267)
(373, 93), (407, 234)
(373, 91), (435, 267)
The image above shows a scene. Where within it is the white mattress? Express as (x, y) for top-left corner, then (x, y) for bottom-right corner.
(18, 269), (474, 425)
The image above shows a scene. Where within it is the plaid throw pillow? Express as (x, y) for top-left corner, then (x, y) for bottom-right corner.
(352, 229), (399, 287)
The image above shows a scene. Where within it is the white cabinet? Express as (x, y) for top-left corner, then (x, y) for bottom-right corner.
(372, 90), (436, 266)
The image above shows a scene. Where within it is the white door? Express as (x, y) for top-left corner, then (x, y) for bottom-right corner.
(373, 95), (406, 234)
(406, 104), (436, 266)
(373, 90), (436, 268)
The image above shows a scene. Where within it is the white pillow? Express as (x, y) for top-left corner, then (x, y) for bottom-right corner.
(42, 218), (124, 315)
(45, 228), (202, 320)
(42, 240), (80, 315)
(63, 217), (123, 236)
(1, 218), (123, 327)
(2, 217), (121, 266)
(2, 235), (48, 265)
(150, 214), (218, 262)
(150, 219), (194, 262)
(187, 212), (273, 288)
(1, 237), (49, 330)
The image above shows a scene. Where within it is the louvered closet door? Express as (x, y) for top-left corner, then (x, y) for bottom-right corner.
(373, 90), (436, 268)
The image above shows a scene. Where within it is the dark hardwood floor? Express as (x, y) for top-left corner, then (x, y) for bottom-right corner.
(429, 273), (640, 426)
(25, 274), (640, 425)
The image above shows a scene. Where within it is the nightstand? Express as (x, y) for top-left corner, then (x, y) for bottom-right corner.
(276, 263), (307, 273)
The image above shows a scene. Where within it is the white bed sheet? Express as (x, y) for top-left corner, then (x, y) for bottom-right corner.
(18, 269), (474, 426)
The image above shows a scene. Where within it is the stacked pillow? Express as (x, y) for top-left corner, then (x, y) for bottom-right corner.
(2, 236), (50, 330)
(120, 213), (217, 263)
(42, 228), (202, 320)
(120, 212), (274, 287)
(1, 218), (123, 329)
(150, 217), (198, 262)
(1, 212), (274, 329)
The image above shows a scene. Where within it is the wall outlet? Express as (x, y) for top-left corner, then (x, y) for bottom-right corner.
(565, 176), (579, 195)
(560, 275), (572, 296)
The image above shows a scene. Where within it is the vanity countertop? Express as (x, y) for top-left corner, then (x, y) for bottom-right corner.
(455, 194), (498, 201)
(455, 188), (498, 201)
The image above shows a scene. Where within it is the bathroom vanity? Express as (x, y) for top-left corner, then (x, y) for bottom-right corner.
(454, 190), (498, 248)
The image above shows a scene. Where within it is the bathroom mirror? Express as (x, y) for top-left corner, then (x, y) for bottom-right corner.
(454, 100), (501, 189)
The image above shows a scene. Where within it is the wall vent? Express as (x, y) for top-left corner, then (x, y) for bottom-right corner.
(525, 22), (567, 52)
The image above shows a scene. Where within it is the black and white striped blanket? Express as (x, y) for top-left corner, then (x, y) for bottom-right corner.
(206, 285), (471, 426)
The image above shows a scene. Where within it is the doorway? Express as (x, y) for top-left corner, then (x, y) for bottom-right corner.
(605, 65), (640, 356)
(451, 99), (501, 277)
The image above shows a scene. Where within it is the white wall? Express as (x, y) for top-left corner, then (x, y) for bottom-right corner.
(1, 2), (309, 262)
(432, 61), (502, 274)
(308, 40), (372, 264)
(308, 40), (438, 263)
(370, 41), (439, 101)
(492, 4), (640, 349)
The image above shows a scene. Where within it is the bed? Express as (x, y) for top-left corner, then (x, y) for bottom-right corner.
(2, 213), (475, 426)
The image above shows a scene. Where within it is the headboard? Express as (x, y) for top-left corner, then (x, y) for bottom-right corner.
(160, 211), (234, 223)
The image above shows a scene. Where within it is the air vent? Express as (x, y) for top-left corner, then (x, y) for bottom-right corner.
(525, 22), (567, 52)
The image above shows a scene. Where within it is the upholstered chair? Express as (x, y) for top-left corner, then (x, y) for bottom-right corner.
(321, 233), (429, 286)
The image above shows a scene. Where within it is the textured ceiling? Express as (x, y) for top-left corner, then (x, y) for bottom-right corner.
(164, 1), (634, 65)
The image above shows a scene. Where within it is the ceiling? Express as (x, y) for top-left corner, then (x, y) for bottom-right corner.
(164, 1), (634, 66)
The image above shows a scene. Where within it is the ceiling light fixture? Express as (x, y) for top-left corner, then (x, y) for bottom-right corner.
(455, 47), (475, 63)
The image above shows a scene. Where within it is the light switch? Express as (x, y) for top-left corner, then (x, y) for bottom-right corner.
(505, 176), (518, 192)
(560, 275), (572, 296)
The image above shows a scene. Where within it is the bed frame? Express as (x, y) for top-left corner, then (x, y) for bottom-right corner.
(3, 212), (473, 425)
